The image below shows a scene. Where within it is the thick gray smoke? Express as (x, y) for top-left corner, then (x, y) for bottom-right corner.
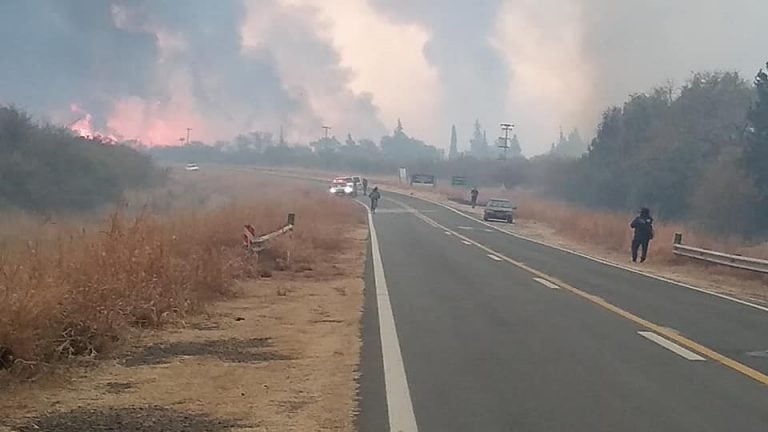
(0, 0), (383, 145)
(369, 0), (507, 143)
(580, 0), (768, 113)
(370, 0), (768, 153)
(1, 0), (766, 152)
(0, 1), (159, 126)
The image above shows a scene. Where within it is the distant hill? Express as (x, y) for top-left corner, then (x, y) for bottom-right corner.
(0, 106), (165, 213)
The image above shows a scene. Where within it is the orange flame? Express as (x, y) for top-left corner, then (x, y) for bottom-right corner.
(68, 104), (118, 144)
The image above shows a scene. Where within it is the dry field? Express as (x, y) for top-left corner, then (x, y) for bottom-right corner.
(1, 167), (367, 431)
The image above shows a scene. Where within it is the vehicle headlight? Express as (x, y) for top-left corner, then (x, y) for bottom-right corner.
(344, 186), (353, 193)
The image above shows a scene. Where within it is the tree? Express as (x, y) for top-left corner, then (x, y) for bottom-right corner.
(309, 136), (341, 153)
(745, 62), (768, 218)
(551, 128), (586, 157)
(0, 106), (163, 212)
(509, 134), (522, 158)
(358, 138), (378, 153)
(469, 119), (488, 158)
(380, 119), (440, 162)
(345, 133), (356, 147)
(449, 125), (458, 159)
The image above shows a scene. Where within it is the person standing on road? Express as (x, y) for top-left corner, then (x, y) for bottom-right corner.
(470, 187), (479, 208)
(630, 207), (654, 263)
(368, 187), (381, 214)
(362, 178), (368, 196)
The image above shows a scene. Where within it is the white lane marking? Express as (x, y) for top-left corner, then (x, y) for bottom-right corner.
(533, 277), (561, 290)
(457, 226), (474, 230)
(444, 231), (452, 235)
(461, 240), (472, 245)
(401, 193), (768, 315)
(483, 228), (494, 233)
(361, 202), (419, 431)
(638, 331), (706, 361)
(487, 254), (503, 261)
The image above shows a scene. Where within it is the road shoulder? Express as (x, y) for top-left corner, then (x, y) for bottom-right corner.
(0, 228), (367, 432)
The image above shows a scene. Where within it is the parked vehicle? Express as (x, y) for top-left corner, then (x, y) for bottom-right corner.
(483, 198), (515, 223)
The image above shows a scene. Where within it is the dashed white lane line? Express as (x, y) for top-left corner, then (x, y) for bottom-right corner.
(487, 254), (503, 261)
(461, 240), (472, 245)
(457, 226), (474, 230)
(444, 231), (453, 236)
(363, 203), (419, 431)
(638, 331), (706, 361)
(533, 277), (561, 290)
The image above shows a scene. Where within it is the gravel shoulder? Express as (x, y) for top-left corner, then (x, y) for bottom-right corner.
(0, 227), (367, 432)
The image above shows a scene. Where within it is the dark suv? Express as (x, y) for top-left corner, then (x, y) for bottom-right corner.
(483, 198), (515, 223)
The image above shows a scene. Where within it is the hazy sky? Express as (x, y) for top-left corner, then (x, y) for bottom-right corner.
(0, 0), (766, 154)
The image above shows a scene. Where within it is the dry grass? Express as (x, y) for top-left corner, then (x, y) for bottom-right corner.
(482, 189), (768, 261)
(438, 187), (768, 288)
(0, 169), (363, 376)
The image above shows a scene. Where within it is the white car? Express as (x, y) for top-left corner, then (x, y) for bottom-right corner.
(185, 163), (200, 171)
(329, 177), (358, 197)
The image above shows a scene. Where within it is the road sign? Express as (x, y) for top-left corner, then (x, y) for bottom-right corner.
(451, 176), (468, 186)
(411, 174), (436, 186)
(398, 168), (408, 184)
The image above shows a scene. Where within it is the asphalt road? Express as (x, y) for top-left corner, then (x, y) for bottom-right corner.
(356, 190), (768, 432)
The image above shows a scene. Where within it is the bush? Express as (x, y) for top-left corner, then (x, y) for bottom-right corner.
(0, 106), (165, 213)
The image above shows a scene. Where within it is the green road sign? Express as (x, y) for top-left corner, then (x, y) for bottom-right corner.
(451, 176), (468, 186)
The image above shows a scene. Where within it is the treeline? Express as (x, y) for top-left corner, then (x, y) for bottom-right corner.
(536, 68), (768, 236)
(149, 119), (444, 174)
(0, 106), (165, 213)
(150, 63), (768, 237)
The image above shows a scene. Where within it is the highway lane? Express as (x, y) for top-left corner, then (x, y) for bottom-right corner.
(358, 193), (768, 431)
(387, 191), (768, 378)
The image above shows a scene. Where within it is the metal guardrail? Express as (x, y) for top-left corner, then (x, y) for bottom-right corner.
(672, 232), (768, 274)
(243, 213), (295, 253)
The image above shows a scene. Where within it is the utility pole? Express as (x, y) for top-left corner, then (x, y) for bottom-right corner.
(322, 125), (331, 139)
(185, 128), (192, 145)
(498, 123), (515, 160)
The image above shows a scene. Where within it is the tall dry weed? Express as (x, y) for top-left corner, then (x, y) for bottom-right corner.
(0, 174), (362, 373)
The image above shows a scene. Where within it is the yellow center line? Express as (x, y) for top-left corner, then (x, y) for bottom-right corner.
(387, 197), (768, 387)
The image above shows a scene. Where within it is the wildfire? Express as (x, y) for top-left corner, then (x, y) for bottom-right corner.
(68, 104), (118, 144)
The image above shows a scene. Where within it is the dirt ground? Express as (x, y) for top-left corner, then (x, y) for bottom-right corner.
(0, 227), (367, 432)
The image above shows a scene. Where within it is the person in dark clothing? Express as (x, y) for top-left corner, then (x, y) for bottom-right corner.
(362, 178), (368, 195)
(470, 187), (479, 208)
(630, 207), (654, 262)
(368, 187), (381, 213)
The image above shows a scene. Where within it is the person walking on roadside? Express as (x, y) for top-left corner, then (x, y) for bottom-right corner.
(362, 178), (368, 196)
(470, 187), (479, 208)
(630, 207), (654, 263)
(369, 187), (381, 214)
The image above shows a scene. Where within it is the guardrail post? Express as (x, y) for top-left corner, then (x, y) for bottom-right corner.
(673, 232), (683, 245)
(287, 213), (295, 267)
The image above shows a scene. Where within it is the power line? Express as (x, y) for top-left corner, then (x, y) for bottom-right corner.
(498, 123), (515, 160)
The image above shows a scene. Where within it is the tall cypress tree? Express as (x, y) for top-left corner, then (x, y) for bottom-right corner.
(449, 125), (458, 159)
(469, 119), (488, 158)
